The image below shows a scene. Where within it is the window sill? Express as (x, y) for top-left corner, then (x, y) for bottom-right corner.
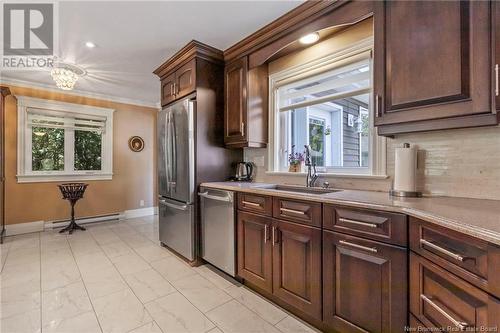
(265, 171), (389, 180)
(17, 173), (113, 183)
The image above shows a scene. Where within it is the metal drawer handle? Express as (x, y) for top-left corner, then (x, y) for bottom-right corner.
(495, 64), (499, 97)
(264, 225), (269, 243)
(198, 192), (232, 202)
(272, 226), (279, 245)
(420, 295), (469, 331)
(419, 239), (468, 262)
(280, 207), (306, 215)
(339, 217), (378, 228)
(339, 240), (377, 253)
(242, 201), (261, 208)
(159, 200), (188, 211)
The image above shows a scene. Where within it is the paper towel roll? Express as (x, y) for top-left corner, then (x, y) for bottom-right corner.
(393, 143), (417, 192)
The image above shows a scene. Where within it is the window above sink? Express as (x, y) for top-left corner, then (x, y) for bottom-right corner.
(268, 38), (386, 177)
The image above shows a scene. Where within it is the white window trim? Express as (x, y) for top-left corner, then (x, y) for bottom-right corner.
(16, 96), (115, 183)
(268, 37), (386, 177)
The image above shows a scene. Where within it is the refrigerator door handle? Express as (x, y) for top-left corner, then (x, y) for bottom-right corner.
(188, 99), (195, 203)
(159, 199), (188, 211)
(170, 109), (177, 187)
(164, 111), (170, 194)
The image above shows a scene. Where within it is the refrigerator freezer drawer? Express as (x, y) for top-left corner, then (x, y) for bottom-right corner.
(159, 198), (195, 261)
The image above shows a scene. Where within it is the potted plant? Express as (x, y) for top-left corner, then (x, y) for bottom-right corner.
(288, 145), (304, 172)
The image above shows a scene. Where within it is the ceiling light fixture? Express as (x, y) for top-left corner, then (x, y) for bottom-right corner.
(85, 41), (96, 48)
(299, 32), (320, 45)
(50, 63), (87, 91)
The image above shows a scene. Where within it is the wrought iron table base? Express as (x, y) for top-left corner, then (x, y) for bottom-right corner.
(59, 200), (86, 234)
(58, 183), (88, 234)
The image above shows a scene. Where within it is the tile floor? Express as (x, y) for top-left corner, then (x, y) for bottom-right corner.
(0, 216), (320, 333)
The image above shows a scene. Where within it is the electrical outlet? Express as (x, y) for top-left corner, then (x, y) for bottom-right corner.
(139, 200), (145, 207)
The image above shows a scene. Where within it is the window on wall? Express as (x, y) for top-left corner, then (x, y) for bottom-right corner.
(270, 40), (386, 175)
(17, 96), (114, 183)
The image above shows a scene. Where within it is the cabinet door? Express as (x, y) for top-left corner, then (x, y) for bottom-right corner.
(272, 220), (322, 320)
(237, 211), (272, 293)
(410, 253), (500, 332)
(374, 1), (493, 128)
(495, 1), (500, 112)
(176, 59), (196, 99)
(224, 57), (248, 145)
(161, 72), (176, 106)
(323, 231), (407, 333)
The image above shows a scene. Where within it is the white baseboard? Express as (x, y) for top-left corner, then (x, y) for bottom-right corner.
(5, 221), (44, 236)
(123, 206), (157, 219)
(45, 213), (122, 230)
(5, 206), (157, 237)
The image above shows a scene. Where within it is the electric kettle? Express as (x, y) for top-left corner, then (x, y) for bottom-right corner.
(235, 162), (254, 181)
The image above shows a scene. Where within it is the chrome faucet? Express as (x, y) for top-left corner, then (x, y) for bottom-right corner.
(304, 145), (319, 187)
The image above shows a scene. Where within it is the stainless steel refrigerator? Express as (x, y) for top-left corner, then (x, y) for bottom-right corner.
(158, 95), (197, 261)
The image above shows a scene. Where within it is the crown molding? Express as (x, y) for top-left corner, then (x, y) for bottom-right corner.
(0, 77), (160, 109)
(153, 39), (224, 78)
(223, 0), (345, 62)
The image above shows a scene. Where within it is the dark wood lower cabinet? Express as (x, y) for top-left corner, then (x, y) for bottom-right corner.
(410, 252), (500, 332)
(323, 231), (408, 333)
(237, 211), (273, 293)
(272, 220), (322, 320)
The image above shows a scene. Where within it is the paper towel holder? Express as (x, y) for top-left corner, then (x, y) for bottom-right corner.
(389, 190), (422, 198)
(390, 143), (422, 198)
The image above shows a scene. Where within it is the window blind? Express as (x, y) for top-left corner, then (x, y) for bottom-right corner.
(27, 108), (106, 133)
(278, 56), (371, 112)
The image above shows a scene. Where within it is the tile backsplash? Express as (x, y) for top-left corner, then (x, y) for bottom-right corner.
(245, 125), (500, 201)
(387, 126), (500, 200)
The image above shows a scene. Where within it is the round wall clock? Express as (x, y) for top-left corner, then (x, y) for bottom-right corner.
(128, 136), (145, 152)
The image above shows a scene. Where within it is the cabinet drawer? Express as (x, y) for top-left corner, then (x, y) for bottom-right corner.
(324, 205), (407, 246)
(410, 253), (500, 332)
(410, 218), (500, 298)
(273, 198), (321, 227)
(237, 193), (272, 216)
(409, 314), (426, 331)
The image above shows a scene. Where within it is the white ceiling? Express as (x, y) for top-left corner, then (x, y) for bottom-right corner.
(1, 1), (303, 107)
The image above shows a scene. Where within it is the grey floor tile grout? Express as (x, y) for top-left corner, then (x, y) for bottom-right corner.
(92, 218), (167, 333)
(109, 218), (223, 333)
(2, 217), (315, 333)
(67, 230), (105, 333)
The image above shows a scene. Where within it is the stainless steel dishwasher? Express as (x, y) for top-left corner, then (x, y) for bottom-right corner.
(199, 187), (235, 276)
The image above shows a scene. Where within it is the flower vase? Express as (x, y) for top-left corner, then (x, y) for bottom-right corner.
(289, 163), (302, 173)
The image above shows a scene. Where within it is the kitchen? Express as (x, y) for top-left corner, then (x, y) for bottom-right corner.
(1, 1), (500, 333)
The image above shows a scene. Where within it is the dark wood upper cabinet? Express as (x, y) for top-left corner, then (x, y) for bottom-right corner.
(224, 57), (247, 145)
(175, 59), (196, 100)
(224, 56), (268, 148)
(237, 211), (273, 293)
(272, 220), (322, 320)
(154, 40), (223, 107)
(374, 0), (498, 135)
(323, 231), (408, 333)
(161, 72), (176, 106)
(159, 60), (195, 107)
(410, 253), (500, 332)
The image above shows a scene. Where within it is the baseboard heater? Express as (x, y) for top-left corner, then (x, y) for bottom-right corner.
(45, 212), (123, 230)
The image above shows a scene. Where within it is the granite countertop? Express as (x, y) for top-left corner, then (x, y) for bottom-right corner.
(200, 181), (500, 246)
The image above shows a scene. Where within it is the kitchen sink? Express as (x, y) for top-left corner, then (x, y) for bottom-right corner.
(259, 184), (341, 195)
